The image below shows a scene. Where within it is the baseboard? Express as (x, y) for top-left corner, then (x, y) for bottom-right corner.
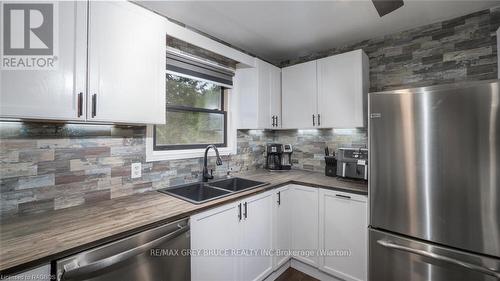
(290, 259), (343, 281)
(264, 258), (343, 281)
(263, 260), (291, 281)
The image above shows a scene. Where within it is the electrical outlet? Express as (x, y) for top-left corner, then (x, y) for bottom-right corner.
(131, 163), (141, 179)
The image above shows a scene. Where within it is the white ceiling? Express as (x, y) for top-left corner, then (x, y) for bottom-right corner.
(139, 0), (500, 65)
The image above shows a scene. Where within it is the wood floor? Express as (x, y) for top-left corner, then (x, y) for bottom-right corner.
(275, 268), (319, 281)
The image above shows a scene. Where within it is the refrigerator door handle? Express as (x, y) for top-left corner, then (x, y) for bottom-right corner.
(377, 239), (500, 278)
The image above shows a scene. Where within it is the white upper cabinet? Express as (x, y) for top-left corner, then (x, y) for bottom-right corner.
(281, 60), (318, 129)
(269, 65), (282, 128)
(0, 1), (87, 121)
(317, 49), (369, 128)
(1, 1), (166, 124)
(87, 1), (166, 124)
(236, 58), (281, 129)
(319, 189), (368, 281)
(281, 50), (369, 129)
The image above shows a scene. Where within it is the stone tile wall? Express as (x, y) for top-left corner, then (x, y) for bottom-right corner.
(0, 123), (273, 217)
(273, 129), (367, 172)
(280, 6), (500, 92)
(0, 123), (366, 217)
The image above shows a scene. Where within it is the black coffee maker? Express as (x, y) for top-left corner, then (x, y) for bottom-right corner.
(266, 143), (292, 171)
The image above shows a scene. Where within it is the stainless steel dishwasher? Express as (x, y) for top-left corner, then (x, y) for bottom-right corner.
(56, 218), (190, 281)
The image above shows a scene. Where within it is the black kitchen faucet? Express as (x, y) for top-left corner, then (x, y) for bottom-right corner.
(202, 144), (223, 182)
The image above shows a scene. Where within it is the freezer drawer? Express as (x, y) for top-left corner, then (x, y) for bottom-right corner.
(369, 229), (500, 281)
(56, 218), (190, 281)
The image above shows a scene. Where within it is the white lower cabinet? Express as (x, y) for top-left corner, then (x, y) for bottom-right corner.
(290, 185), (319, 267)
(273, 185), (293, 269)
(191, 190), (274, 281)
(240, 191), (274, 281)
(192, 184), (367, 281)
(191, 200), (240, 281)
(319, 189), (368, 281)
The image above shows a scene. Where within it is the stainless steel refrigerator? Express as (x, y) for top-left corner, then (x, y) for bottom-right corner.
(369, 80), (500, 281)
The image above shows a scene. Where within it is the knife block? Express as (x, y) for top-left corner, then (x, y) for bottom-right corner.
(325, 156), (337, 177)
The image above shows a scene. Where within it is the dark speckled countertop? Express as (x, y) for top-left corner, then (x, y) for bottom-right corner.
(0, 169), (367, 274)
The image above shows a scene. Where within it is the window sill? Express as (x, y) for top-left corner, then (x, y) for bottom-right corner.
(146, 146), (235, 162)
(146, 125), (236, 162)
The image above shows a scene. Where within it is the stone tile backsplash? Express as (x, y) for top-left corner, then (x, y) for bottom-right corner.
(0, 123), (273, 217)
(0, 123), (366, 217)
(274, 129), (367, 173)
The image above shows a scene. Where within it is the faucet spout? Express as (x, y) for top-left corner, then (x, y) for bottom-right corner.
(203, 144), (223, 182)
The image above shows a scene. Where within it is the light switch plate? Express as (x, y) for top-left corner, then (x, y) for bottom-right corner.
(131, 163), (141, 178)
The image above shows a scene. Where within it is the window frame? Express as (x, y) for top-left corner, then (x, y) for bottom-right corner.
(153, 85), (228, 151)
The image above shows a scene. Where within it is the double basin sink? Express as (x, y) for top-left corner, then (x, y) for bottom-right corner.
(158, 177), (269, 204)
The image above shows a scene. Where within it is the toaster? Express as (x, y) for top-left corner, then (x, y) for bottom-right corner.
(336, 148), (368, 181)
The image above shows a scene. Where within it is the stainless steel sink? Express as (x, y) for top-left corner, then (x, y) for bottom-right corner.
(158, 177), (268, 204)
(209, 177), (268, 192)
(158, 182), (231, 204)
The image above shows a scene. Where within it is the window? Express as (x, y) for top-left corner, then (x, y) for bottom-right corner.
(147, 50), (235, 161)
(154, 74), (227, 150)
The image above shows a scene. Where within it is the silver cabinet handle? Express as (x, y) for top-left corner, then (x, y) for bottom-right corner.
(61, 224), (189, 280)
(312, 114), (315, 126)
(377, 240), (500, 278)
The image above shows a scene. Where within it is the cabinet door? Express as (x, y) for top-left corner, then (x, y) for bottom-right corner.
(0, 1), (87, 121)
(240, 191), (274, 281)
(319, 189), (368, 281)
(257, 60), (272, 129)
(236, 59), (281, 129)
(235, 59), (271, 129)
(317, 50), (368, 128)
(9, 264), (51, 281)
(282, 61), (317, 129)
(88, 1), (166, 124)
(235, 65), (260, 129)
(191, 201), (241, 281)
(273, 185), (293, 269)
(291, 184), (319, 267)
(269, 65), (282, 128)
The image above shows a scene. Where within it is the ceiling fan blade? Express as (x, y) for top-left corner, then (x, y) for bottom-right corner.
(372, 0), (404, 17)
